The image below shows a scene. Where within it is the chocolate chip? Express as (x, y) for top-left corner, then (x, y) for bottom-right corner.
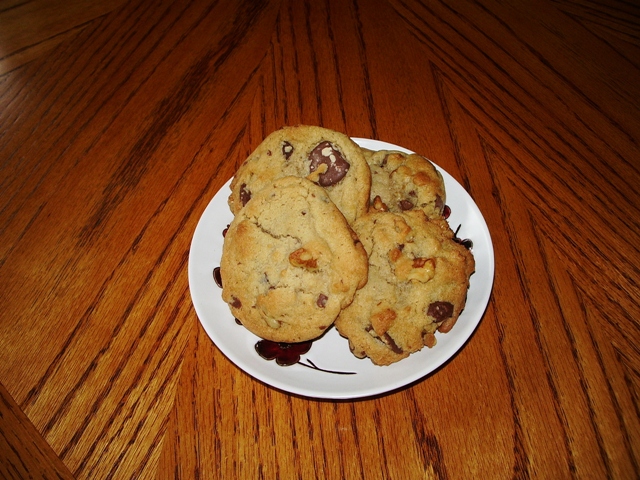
(231, 297), (242, 308)
(317, 293), (328, 308)
(308, 141), (350, 187)
(239, 184), (251, 206)
(282, 141), (294, 159)
(381, 333), (403, 354)
(398, 199), (414, 210)
(427, 301), (453, 322)
(366, 325), (403, 354)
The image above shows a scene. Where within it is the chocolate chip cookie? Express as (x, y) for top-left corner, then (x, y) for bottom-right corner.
(364, 149), (446, 219)
(334, 210), (475, 365)
(220, 176), (369, 343)
(228, 125), (371, 224)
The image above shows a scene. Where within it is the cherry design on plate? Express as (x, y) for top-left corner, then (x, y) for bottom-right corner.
(255, 340), (312, 366)
(213, 266), (222, 288)
(444, 205), (473, 250)
(255, 340), (356, 375)
(452, 224), (473, 250)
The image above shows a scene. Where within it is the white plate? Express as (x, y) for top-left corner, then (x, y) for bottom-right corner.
(188, 138), (494, 399)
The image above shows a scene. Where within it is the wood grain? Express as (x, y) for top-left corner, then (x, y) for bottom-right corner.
(1, 0), (639, 478)
(0, 0), (126, 75)
(0, 382), (74, 479)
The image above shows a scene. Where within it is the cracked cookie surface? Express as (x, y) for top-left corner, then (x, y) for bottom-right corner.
(228, 125), (371, 224)
(334, 210), (475, 365)
(221, 176), (369, 343)
(364, 149), (446, 219)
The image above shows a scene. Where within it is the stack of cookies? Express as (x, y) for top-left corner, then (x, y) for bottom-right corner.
(220, 125), (475, 365)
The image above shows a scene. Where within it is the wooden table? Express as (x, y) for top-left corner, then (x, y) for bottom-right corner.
(1, 0), (639, 478)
